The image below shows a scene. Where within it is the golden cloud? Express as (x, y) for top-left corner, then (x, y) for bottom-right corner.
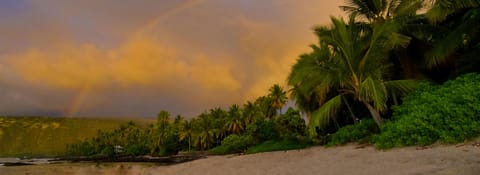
(8, 35), (241, 94)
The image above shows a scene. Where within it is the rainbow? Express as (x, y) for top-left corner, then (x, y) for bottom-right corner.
(64, 0), (202, 117)
(65, 82), (92, 118)
(133, 0), (204, 36)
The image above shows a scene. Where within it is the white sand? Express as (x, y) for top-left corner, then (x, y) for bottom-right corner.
(155, 144), (480, 175)
(1, 143), (479, 175)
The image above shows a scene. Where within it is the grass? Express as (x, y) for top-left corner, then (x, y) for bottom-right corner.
(0, 116), (153, 157)
(246, 140), (312, 154)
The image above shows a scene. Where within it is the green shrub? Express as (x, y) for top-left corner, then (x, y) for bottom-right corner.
(327, 119), (378, 146)
(66, 141), (96, 156)
(246, 120), (280, 143)
(375, 73), (480, 149)
(210, 134), (253, 155)
(158, 135), (181, 156)
(100, 146), (115, 157)
(246, 139), (311, 154)
(275, 108), (307, 140)
(124, 144), (149, 156)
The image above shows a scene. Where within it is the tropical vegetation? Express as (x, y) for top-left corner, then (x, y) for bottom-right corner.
(66, 84), (308, 157)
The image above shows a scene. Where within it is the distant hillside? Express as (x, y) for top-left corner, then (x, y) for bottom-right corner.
(0, 116), (153, 157)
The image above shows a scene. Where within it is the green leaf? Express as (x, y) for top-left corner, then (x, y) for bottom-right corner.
(359, 77), (387, 111)
(309, 95), (343, 135)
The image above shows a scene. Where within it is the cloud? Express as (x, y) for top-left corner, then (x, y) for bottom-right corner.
(8, 35), (241, 90)
(0, 0), (344, 117)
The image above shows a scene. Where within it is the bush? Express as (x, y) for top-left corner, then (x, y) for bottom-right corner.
(375, 73), (480, 148)
(158, 135), (181, 156)
(66, 141), (96, 156)
(275, 108), (307, 140)
(124, 144), (149, 156)
(246, 140), (312, 154)
(327, 119), (378, 146)
(210, 134), (253, 155)
(100, 146), (115, 157)
(246, 120), (280, 143)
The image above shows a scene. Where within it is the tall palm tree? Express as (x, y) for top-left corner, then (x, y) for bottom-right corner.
(243, 101), (259, 125)
(179, 120), (194, 152)
(154, 110), (170, 153)
(209, 107), (228, 140)
(268, 84), (288, 115)
(225, 104), (244, 134)
(196, 113), (216, 150)
(254, 96), (276, 119)
(289, 16), (417, 134)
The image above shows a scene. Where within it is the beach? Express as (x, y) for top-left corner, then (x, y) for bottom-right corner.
(1, 143), (479, 175)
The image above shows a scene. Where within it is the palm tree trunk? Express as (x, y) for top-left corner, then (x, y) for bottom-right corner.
(342, 96), (358, 124)
(398, 48), (417, 79)
(362, 101), (384, 126)
(392, 92), (399, 106)
(332, 117), (341, 129)
(188, 136), (191, 152)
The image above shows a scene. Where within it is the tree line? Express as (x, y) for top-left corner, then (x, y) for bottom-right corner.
(67, 84), (309, 156)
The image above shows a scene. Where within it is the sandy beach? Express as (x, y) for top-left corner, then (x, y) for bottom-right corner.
(1, 143), (479, 175)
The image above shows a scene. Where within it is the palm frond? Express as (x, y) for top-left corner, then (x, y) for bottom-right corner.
(359, 77), (387, 112)
(426, 0), (480, 22)
(384, 79), (418, 96)
(309, 94), (343, 134)
(392, 0), (424, 17)
(426, 7), (480, 69)
(359, 19), (407, 71)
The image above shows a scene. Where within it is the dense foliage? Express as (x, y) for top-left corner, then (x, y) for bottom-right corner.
(246, 140), (312, 154)
(67, 85), (310, 157)
(287, 0), (480, 148)
(210, 134), (253, 155)
(375, 73), (480, 148)
(327, 119), (378, 146)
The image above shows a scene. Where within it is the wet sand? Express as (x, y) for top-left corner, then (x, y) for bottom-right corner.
(1, 143), (479, 175)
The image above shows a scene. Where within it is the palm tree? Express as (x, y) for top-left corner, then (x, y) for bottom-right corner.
(340, 0), (424, 22)
(173, 115), (184, 125)
(243, 101), (259, 125)
(179, 120), (194, 152)
(289, 16), (417, 134)
(341, 0), (426, 80)
(254, 96), (276, 119)
(153, 110), (170, 154)
(209, 107), (228, 140)
(224, 104), (244, 134)
(268, 84), (288, 115)
(196, 113), (216, 150)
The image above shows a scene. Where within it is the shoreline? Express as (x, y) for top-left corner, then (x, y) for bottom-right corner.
(1, 142), (480, 175)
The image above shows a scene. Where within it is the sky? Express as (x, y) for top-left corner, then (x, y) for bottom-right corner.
(0, 0), (343, 118)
